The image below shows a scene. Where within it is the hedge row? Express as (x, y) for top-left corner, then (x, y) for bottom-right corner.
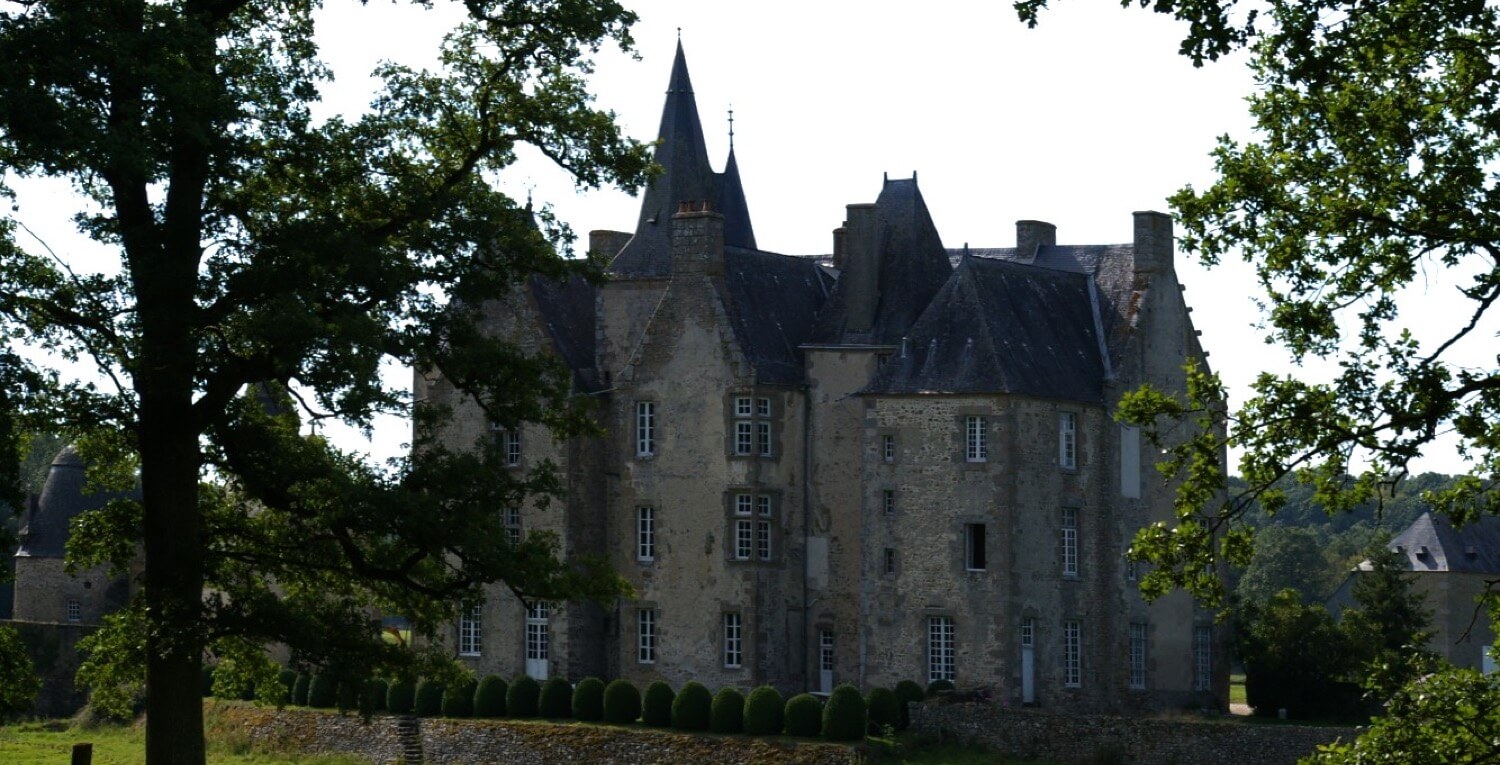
(237, 668), (933, 741)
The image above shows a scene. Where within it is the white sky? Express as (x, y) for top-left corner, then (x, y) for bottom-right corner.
(8, 1), (1486, 476)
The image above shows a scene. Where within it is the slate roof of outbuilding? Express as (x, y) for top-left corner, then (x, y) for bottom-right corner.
(16, 446), (141, 559)
(1373, 511), (1500, 574)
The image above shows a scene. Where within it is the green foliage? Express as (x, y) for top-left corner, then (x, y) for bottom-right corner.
(571, 677), (605, 722)
(507, 676), (540, 718)
(602, 679), (640, 724)
(386, 678), (415, 715)
(641, 681), (674, 727)
(0, 625), (39, 716)
(1306, 669), (1500, 765)
(710, 687), (745, 734)
(202, 665), (217, 698)
(823, 684), (866, 742)
(671, 681), (711, 731)
(538, 678), (572, 719)
(336, 679), (359, 711)
(292, 674), (312, 707)
(893, 680), (925, 730)
(866, 687), (900, 733)
(1342, 546), (1437, 698)
(441, 677), (477, 718)
(473, 675), (507, 718)
(783, 693), (822, 737)
(413, 679), (444, 717)
(743, 685), (784, 736)
(362, 679), (387, 715)
(1238, 589), (1362, 720)
(278, 669), (297, 701)
(1236, 526), (1340, 605)
(925, 679), (954, 697)
(307, 674), (337, 709)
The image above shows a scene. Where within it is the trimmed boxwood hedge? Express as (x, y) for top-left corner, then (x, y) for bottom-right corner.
(710, 687), (745, 734)
(783, 693), (822, 737)
(442, 678), (477, 718)
(866, 686), (900, 733)
(336, 679), (359, 710)
(671, 681), (712, 731)
(386, 678), (416, 714)
(602, 679), (641, 724)
(278, 669), (297, 703)
(307, 673), (337, 709)
(893, 680), (924, 729)
(539, 678), (572, 719)
(362, 679), (387, 715)
(572, 677), (606, 721)
(642, 681), (674, 727)
(414, 679), (444, 717)
(474, 675), (507, 718)
(291, 673), (312, 707)
(823, 684), (866, 741)
(925, 679), (954, 697)
(743, 685), (783, 735)
(507, 675), (540, 718)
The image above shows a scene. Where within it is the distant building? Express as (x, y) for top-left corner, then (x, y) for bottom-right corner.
(1330, 511), (1500, 672)
(416, 42), (1227, 713)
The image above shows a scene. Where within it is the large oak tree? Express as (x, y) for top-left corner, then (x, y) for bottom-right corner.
(0, 2), (648, 763)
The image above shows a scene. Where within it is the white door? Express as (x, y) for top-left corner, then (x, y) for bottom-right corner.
(818, 630), (834, 694)
(525, 602), (549, 680)
(1021, 618), (1035, 704)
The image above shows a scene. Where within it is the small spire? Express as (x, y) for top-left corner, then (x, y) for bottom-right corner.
(728, 105), (735, 151)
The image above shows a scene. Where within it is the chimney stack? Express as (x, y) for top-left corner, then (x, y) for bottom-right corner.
(842, 203), (881, 332)
(1015, 220), (1057, 259)
(1132, 211), (1174, 278)
(671, 201), (725, 277)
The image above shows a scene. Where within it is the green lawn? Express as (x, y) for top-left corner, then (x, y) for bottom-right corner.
(0, 720), (365, 765)
(1231, 673), (1247, 705)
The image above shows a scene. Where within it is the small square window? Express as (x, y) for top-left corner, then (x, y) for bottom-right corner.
(735, 397), (754, 418)
(65, 598), (81, 623)
(756, 398), (771, 418)
(735, 494), (754, 515)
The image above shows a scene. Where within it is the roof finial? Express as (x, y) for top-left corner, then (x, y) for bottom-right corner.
(676, 26), (682, 40)
(728, 105), (735, 151)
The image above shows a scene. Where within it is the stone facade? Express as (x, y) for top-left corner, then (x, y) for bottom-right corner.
(420, 42), (1227, 715)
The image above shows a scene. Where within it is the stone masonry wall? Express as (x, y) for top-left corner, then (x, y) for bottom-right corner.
(911, 702), (1358, 765)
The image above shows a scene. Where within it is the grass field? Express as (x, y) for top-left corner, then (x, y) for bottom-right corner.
(0, 719), (365, 765)
(1231, 673), (1248, 705)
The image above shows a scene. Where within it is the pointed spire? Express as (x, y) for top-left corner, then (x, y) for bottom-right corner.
(718, 143), (756, 250)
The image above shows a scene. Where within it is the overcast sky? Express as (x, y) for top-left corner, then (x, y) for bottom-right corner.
(9, 1), (1482, 476)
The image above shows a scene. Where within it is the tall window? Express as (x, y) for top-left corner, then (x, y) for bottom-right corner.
(1194, 626), (1213, 691)
(883, 548), (896, 575)
(1063, 620), (1081, 687)
(635, 401), (656, 457)
(637, 506), (656, 562)
(964, 523), (987, 571)
(65, 598), (81, 623)
(459, 602), (483, 657)
(526, 602), (550, 663)
(731, 493), (773, 561)
(965, 416), (988, 462)
(883, 489), (896, 515)
(733, 494), (754, 560)
(723, 613), (743, 668)
(732, 396), (774, 456)
(504, 506), (522, 544)
(882, 434), (896, 462)
(927, 616), (955, 683)
(1059, 412), (1077, 469)
(491, 423), (521, 467)
(756, 495), (773, 561)
(1129, 623), (1147, 689)
(1061, 508), (1079, 577)
(637, 608), (656, 664)
(819, 630), (835, 674)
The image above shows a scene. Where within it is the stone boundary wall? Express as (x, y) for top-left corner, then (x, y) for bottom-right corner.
(211, 702), (859, 765)
(910, 702), (1360, 765)
(1, 619), (95, 717)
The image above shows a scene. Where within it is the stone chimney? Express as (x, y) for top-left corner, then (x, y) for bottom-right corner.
(842, 203), (881, 332)
(671, 201), (725, 277)
(1016, 220), (1057, 259)
(1132, 211), (1174, 277)
(831, 225), (848, 270)
(588, 229), (634, 262)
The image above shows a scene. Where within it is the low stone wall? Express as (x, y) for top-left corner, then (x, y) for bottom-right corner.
(1, 619), (95, 717)
(910, 702), (1360, 765)
(212, 701), (859, 765)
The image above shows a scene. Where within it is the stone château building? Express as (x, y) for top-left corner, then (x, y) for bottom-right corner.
(416, 43), (1228, 713)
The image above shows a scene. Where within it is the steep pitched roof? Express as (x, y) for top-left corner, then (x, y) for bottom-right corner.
(811, 177), (954, 344)
(527, 273), (599, 390)
(1374, 511), (1500, 574)
(719, 247), (833, 385)
(867, 255), (1107, 402)
(16, 447), (141, 559)
(717, 148), (757, 250)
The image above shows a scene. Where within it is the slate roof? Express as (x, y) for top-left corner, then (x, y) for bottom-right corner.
(1372, 511), (1500, 574)
(527, 273), (599, 390)
(867, 255), (1107, 401)
(15, 446), (141, 559)
(810, 178), (953, 345)
(719, 247), (834, 385)
(717, 148), (757, 250)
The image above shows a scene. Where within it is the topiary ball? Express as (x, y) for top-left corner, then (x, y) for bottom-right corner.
(291, 673), (312, 707)
(386, 678), (416, 714)
(362, 679), (388, 715)
(710, 686), (745, 734)
(866, 686), (900, 733)
(743, 685), (784, 735)
(823, 684), (866, 741)
(474, 675), (507, 718)
(642, 681), (674, 727)
(925, 678), (954, 697)
(671, 681), (712, 731)
(442, 678), (477, 718)
(335, 678), (360, 711)
(572, 677), (606, 722)
(783, 693), (822, 737)
(307, 673), (337, 709)
(893, 680), (925, 730)
(602, 679), (641, 724)
(538, 678), (572, 719)
(507, 675), (540, 717)
(414, 678), (444, 717)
